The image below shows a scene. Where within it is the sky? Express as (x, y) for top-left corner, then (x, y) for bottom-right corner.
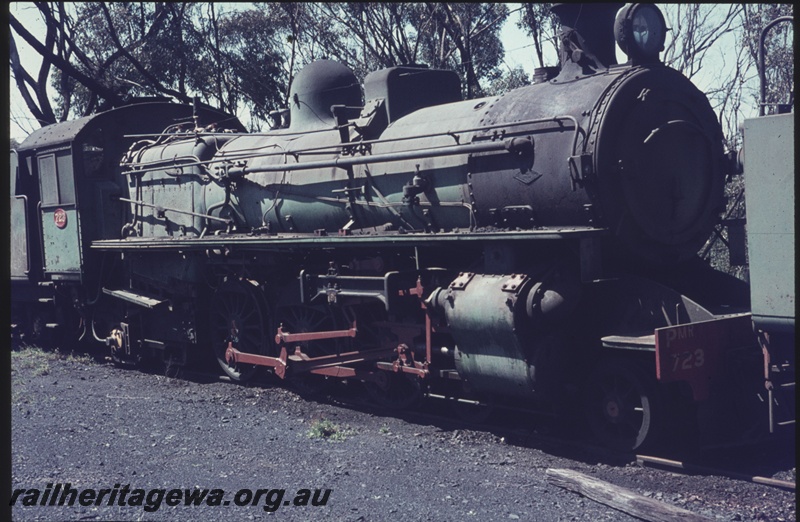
(9, 3), (46, 141)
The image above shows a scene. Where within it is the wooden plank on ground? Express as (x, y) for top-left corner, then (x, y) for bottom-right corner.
(546, 468), (713, 522)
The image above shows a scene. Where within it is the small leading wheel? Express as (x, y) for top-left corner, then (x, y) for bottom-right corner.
(584, 358), (663, 452)
(211, 278), (269, 382)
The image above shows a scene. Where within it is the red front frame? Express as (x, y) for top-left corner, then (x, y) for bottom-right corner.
(655, 313), (755, 401)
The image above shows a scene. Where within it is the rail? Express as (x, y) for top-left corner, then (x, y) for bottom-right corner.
(637, 455), (795, 491)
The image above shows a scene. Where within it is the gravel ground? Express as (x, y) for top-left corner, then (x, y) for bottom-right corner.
(9, 344), (796, 522)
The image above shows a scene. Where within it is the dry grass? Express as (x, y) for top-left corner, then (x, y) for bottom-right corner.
(307, 418), (350, 442)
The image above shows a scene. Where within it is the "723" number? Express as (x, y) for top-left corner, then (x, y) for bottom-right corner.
(671, 349), (705, 372)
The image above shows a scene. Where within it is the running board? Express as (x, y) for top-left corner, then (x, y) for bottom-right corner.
(103, 288), (166, 309)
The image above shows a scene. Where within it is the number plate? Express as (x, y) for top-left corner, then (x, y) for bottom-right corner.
(655, 314), (754, 401)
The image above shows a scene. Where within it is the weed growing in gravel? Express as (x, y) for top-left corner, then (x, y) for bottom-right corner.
(307, 419), (350, 442)
(12, 344), (97, 376)
(379, 423), (390, 435)
(11, 345), (53, 376)
(60, 349), (95, 365)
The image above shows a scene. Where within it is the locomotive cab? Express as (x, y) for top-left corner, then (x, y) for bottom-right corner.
(17, 117), (110, 282)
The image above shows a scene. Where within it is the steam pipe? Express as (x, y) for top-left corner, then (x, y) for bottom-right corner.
(758, 16), (793, 116)
(225, 140), (504, 176)
(219, 114), (583, 177)
(117, 197), (232, 224)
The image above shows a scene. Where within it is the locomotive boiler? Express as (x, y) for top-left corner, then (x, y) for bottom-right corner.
(11, 3), (794, 452)
(123, 4), (725, 266)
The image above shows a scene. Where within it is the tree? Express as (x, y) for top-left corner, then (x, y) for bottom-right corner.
(311, 3), (426, 77)
(210, 8), (286, 125)
(262, 3), (511, 101)
(662, 4), (743, 81)
(422, 3), (509, 99)
(55, 2), (196, 115)
(741, 4), (794, 114)
(12, 3), (791, 141)
(9, 2), (125, 126)
(9, 2), (287, 132)
(661, 4), (793, 150)
(251, 3), (348, 107)
(483, 65), (529, 97)
(516, 3), (560, 69)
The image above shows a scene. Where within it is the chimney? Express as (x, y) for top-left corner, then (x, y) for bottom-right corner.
(551, 3), (623, 68)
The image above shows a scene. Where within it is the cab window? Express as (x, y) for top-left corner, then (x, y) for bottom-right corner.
(38, 151), (75, 207)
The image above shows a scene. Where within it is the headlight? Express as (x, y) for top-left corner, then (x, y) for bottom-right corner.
(615, 4), (667, 62)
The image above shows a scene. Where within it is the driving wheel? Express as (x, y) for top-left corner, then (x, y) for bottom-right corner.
(211, 278), (269, 382)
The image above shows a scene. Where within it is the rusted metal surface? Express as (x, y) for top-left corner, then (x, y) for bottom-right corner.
(225, 342), (395, 381)
(390, 344), (427, 375)
(225, 319), (430, 383)
(274, 323), (357, 345)
(225, 343), (287, 377)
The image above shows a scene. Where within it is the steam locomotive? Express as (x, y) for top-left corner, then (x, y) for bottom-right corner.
(11, 4), (794, 451)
